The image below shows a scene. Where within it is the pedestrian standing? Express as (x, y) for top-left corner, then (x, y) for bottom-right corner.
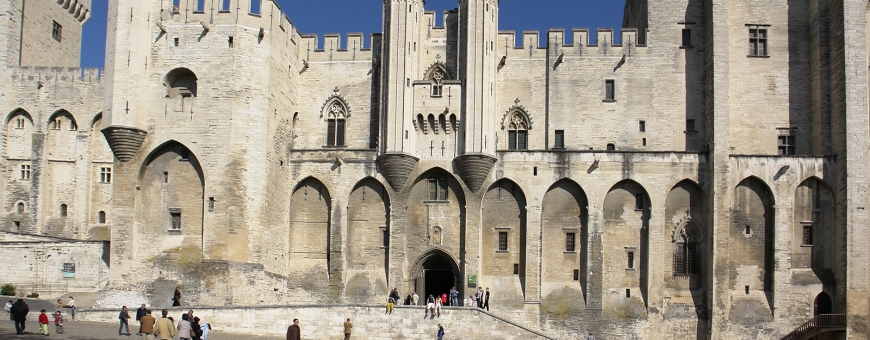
(437, 324), (445, 340)
(4, 300), (11, 320)
(154, 310), (175, 340)
(172, 287), (182, 306)
(140, 310), (156, 340)
(37, 309), (49, 335)
(484, 287), (491, 311)
(53, 311), (64, 334)
(136, 304), (148, 335)
(449, 287), (458, 307)
(412, 291), (419, 305)
(67, 296), (76, 320)
(343, 318), (352, 340)
(466, 296), (474, 307)
(119, 305), (132, 335)
(440, 292), (447, 306)
(177, 313), (192, 340)
(286, 318), (301, 340)
(54, 299), (62, 313)
(10, 298), (28, 335)
(434, 295), (442, 317)
(190, 316), (203, 340)
(587, 332), (595, 340)
(476, 288), (483, 308)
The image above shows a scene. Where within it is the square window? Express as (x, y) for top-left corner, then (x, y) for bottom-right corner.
(170, 210), (182, 230)
(778, 135), (795, 155)
(554, 130), (565, 149)
(498, 232), (508, 252)
(565, 232), (576, 252)
(20, 164), (31, 180)
(99, 167), (112, 183)
(686, 119), (696, 132)
(681, 29), (691, 47)
(749, 27), (768, 56)
(605, 80), (615, 101)
(52, 21), (62, 42)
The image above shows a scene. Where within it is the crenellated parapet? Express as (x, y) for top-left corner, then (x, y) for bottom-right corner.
(54, 0), (91, 24)
(298, 33), (381, 63)
(497, 28), (645, 59)
(7, 66), (102, 84)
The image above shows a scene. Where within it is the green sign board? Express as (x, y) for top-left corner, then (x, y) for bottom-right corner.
(467, 274), (477, 288)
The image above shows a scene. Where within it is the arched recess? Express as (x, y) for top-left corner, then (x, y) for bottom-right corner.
(541, 179), (589, 313)
(602, 179), (651, 314)
(164, 68), (198, 112)
(664, 179), (708, 331)
(88, 113), (113, 237)
(345, 177), (391, 303)
(5, 109), (33, 159)
(793, 177), (835, 287)
(481, 179), (528, 306)
(45, 110), (78, 162)
(42, 110), (80, 237)
(289, 177), (332, 290)
(137, 141), (205, 256)
(405, 167), (466, 296)
(730, 176), (775, 317)
(410, 247), (461, 303)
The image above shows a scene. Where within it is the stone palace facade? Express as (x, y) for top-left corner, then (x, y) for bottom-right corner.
(1, 0), (869, 338)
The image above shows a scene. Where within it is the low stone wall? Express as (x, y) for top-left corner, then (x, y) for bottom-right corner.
(78, 305), (554, 339)
(0, 231), (109, 296)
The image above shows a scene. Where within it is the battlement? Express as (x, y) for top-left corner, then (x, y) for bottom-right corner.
(55, 0), (91, 24)
(299, 33), (382, 63)
(7, 66), (102, 84)
(497, 28), (644, 59)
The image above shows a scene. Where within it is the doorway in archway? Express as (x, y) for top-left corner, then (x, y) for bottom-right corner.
(814, 292), (832, 315)
(416, 252), (459, 305)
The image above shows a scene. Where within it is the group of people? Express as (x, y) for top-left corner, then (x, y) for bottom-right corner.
(386, 286), (493, 316)
(5, 296), (74, 335)
(131, 306), (211, 340)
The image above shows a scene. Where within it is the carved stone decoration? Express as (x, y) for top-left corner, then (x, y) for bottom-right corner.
(423, 62), (452, 81)
(501, 100), (533, 131)
(320, 87), (351, 119)
(101, 126), (147, 162)
(672, 209), (703, 243)
(377, 152), (420, 191)
(453, 153), (497, 192)
(430, 226), (443, 246)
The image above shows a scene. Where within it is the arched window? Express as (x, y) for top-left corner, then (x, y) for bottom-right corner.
(16, 202), (24, 215)
(507, 111), (529, 150)
(98, 211), (106, 224)
(325, 101), (347, 146)
(673, 220), (702, 276)
(431, 68), (444, 97)
(164, 68), (198, 111)
(60, 204), (68, 217)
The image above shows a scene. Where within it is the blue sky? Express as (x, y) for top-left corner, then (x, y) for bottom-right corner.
(81, 0), (626, 68)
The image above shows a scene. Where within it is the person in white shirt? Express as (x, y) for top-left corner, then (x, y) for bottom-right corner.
(66, 296), (75, 320)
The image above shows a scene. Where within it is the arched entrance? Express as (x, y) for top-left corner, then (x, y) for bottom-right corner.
(414, 249), (460, 305)
(814, 292), (832, 315)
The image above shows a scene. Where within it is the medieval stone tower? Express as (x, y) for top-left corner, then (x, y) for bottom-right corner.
(2, 0), (870, 339)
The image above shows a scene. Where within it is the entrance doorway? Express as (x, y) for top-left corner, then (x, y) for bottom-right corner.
(814, 292), (832, 315)
(415, 251), (459, 305)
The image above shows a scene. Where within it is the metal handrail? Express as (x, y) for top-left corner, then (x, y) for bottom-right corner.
(781, 314), (846, 340)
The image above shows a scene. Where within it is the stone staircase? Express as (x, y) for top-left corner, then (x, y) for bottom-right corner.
(77, 304), (555, 339)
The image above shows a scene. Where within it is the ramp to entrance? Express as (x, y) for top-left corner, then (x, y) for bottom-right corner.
(78, 304), (555, 339)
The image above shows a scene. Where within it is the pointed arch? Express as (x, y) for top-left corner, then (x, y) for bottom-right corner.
(502, 104), (532, 150)
(793, 177), (835, 274)
(289, 176), (333, 288)
(541, 178), (590, 308)
(602, 178), (652, 310)
(321, 93), (349, 147)
(90, 112), (103, 129)
(423, 62), (452, 81)
(482, 178), (528, 303)
(47, 109), (78, 130)
(5, 108), (32, 125)
(731, 176), (775, 314)
(139, 140), (204, 187)
(346, 177), (390, 302)
(5, 109), (34, 160)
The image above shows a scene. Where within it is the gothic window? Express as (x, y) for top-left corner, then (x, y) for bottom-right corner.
(15, 118), (24, 129)
(428, 176), (448, 201)
(507, 111), (529, 150)
(431, 68), (444, 97)
(673, 220), (702, 276)
(325, 101), (347, 146)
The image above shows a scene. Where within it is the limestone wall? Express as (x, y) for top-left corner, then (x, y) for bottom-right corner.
(0, 231), (108, 295)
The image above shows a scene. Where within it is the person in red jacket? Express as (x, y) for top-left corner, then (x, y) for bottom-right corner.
(37, 309), (50, 335)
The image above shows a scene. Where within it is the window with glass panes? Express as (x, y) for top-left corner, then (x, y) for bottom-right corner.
(507, 111), (529, 150)
(778, 135), (795, 155)
(498, 232), (508, 251)
(428, 176), (448, 201)
(749, 27), (768, 56)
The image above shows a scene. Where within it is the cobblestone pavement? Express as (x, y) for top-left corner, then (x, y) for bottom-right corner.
(0, 299), (283, 340)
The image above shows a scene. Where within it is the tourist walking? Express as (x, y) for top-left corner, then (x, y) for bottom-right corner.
(140, 310), (156, 340)
(449, 287), (458, 306)
(177, 313), (193, 340)
(37, 309), (49, 335)
(484, 287), (491, 311)
(286, 318), (301, 340)
(437, 324), (445, 340)
(4, 300), (11, 320)
(173, 287), (182, 306)
(154, 310), (175, 340)
(53, 310), (64, 334)
(343, 318), (352, 340)
(67, 296), (76, 320)
(119, 305), (132, 335)
(10, 298), (28, 335)
(136, 304), (148, 335)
